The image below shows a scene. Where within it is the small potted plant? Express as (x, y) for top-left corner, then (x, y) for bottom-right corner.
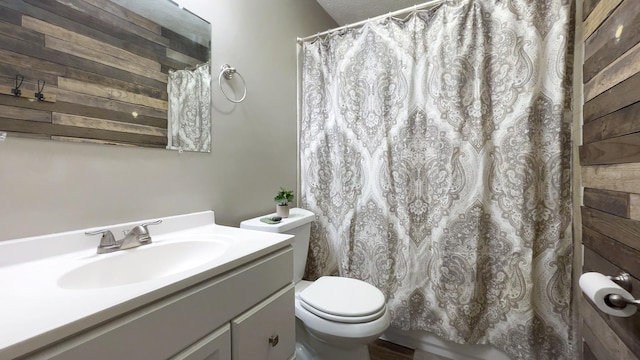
(274, 187), (294, 218)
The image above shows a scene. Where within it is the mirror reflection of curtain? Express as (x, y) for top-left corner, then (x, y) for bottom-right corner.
(167, 62), (211, 152)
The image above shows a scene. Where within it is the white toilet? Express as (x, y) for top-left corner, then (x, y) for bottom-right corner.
(240, 208), (391, 360)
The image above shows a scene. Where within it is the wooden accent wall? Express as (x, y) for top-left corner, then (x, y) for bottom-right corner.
(0, 0), (209, 148)
(580, 0), (640, 358)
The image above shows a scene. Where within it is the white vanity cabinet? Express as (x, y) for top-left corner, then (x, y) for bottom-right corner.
(232, 285), (295, 360)
(21, 247), (295, 360)
(172, 324), (231, 360)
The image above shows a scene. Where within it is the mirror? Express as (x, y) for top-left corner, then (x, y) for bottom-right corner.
(0, 0), (211, 152)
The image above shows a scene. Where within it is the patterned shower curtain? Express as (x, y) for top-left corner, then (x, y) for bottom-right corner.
(167, 62), (211, 152)
(299, 1), (574, 359)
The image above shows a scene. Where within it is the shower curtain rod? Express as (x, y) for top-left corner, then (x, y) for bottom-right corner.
(296, 0), (445, 44)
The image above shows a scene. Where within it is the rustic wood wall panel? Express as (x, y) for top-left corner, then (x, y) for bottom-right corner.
(583, 342), (597, 360)
(583, 0), (640, 82)
(582, 0), (621, 41)
(582, 101), (640, 144)
(583, 188), (631, 218)
(584, 42), (640, 102)
(583, 0), (599, 20)
(580, 0), (640, 358)
(0, 0), (209, 148)
(580, 132), (640, 165)
(583, 247), (640, 358)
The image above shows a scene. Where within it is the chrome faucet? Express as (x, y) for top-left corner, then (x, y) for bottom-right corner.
(85, 220), (162, 254)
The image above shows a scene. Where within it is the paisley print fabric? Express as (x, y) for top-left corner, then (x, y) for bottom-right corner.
(299, 1), (574, 359)
(167, 62), (211, 152)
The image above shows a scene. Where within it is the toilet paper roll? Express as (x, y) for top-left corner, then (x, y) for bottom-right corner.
(579, 272), (636, 317)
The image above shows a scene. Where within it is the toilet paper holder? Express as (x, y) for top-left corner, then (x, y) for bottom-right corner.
(608, 273), (632, 291)
(606, 272), (640, 310)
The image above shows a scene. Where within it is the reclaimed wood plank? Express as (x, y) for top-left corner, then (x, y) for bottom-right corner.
(583, 163), (640, 195)
(51, 135), (137, 147)
(0, 104), (50, 122)
(51, 135), (164, 148)
(161, 27), (209, 63)
(580, 132), (640, 165)
(584, 71), (640, 123)
(582, 319), (614, 360)
(583, 188), (630, 218)
(63, 67), (167, 101)
(583, 248), (640, 300)
(75, 0), (160, 34)
(629, 194), (640, 221)
(23, 0), (169, 47)
(584, 0), (640, 82)
(583, 101), (640, 142)
(6, 131), (49, 140)
(52, 88), (167, 119)
(0, 48), (66, 77)
(51, 0), (166, 45)
(583, 247), (640, 357)
(22, 16), (159, 71)
(0, 18), (44, 45)
(584, 0), (600, 20)
(581, 206), (640, 252)
(166, 48), (202, 68)
(0, 32), (166, 91)
(584, 41), (640, 101)
(58, 77), (167, 111)
(45, 36), (167, 83)
(0, 0), (167, 61)
(582, 248), (640, 298)
(583, 0), (622, 42)
(583, 342), (597, 360)
(0, 96), (166, 128)
(582, 226), (640, 279)
(0, 5), (22, 26)
(0, 117), (166, 146)
(0, 62), (59, 87)
(0, 83), (56, 103)
(582, 298), (639, 360)
(52, 113), (166, 137)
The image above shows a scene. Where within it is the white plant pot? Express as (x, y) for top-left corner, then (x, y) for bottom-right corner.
(276, 204), (290, 218)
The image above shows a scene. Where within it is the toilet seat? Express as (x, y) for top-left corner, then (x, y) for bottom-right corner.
(298, 276), (386, 324)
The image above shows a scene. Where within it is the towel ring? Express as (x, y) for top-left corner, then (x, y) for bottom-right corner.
(218, 64), (247, 103)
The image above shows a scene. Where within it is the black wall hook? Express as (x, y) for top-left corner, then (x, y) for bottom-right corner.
(11, 75), (24, 97)
(35, 80), (45, 101)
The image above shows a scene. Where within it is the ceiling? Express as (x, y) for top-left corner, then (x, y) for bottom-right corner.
(316, 0), (427, 26)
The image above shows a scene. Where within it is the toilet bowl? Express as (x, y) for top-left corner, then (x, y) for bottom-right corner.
(240, 208), (391, 360)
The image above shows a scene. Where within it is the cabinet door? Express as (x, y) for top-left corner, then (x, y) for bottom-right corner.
(232, 284), (295, 360)
(172, 324), (230, 360)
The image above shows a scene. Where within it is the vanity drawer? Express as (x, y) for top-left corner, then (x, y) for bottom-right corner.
(171, 324), (230, 360)
(24, 247), (292, 360)
(232, 284), (295, 360)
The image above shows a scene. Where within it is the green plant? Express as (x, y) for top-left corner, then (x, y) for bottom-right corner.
(274, 187), (294, 206)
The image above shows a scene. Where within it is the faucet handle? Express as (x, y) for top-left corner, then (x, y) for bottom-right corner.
(141, 219), (162, 230)
(132, 220), (162, 243)
(85, 229), (117, 251)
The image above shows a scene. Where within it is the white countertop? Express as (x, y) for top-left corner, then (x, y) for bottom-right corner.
(0, 211), (292, 359)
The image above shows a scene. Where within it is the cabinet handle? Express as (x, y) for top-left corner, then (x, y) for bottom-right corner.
(268, 334), (279, 347)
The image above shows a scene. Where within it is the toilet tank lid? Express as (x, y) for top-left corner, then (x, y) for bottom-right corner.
(239, 208), (315, 233)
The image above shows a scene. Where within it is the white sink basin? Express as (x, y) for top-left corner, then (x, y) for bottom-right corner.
(57, 239), (229, 289)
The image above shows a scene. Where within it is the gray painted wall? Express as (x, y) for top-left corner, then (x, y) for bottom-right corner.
(0, 0), (336, 241)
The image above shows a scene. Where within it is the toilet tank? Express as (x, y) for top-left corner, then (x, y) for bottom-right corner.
(240, 208), (315, 283)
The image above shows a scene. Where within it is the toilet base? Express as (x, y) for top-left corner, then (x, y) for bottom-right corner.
(296, 318), (372, 360)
